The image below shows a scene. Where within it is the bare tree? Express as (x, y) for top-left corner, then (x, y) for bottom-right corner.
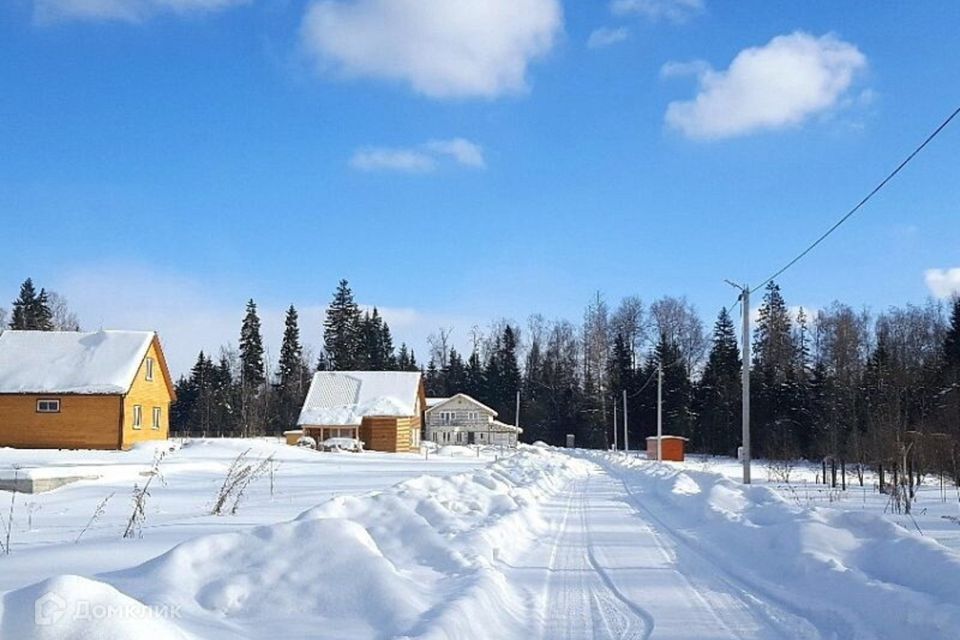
(650, 296), (707, 372)
(610, 296), (648, 368)
(46, 291), (81, 331)
(427, 327), (453, 369)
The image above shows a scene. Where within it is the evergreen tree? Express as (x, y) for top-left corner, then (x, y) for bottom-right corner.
(9, 278), (53, 330)
(324, 280), (363, 370)
(239, 299), (265, 388)
(484, 325), (521, 420)
(239, 300), (266, 436)
(655, 334), (694, 441)
(276, 305), (308, 431)
(357, 308), (396, 370)
(695, 308), (741, 455)
(464, 350), (485, 399)
(424, 359), (443, 396)
(397, 343), (418, 371)
(752, 282), (798, 458)
(445, 348), (467, 394)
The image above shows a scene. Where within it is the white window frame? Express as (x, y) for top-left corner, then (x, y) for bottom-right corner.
(36, 399), (61, 413)
(145, 357), (155, 382)
(152, 406), (161, 430)
(133, 405), (143, 430)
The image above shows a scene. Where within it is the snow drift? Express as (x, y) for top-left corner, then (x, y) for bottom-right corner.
(596, 452), (960, 640)
(0, 447), (590, 639)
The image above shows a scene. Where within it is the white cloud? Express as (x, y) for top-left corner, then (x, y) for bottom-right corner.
(300, 0), (563, 99)
(664, 32), (867, 140)
(424, 138), (486, 169)
(611, 0), (703, 22)
(659, 59), (710, 78)
(925, 268), (960, 299)
(34, 0), (247, 23)
(349, 149), (436, 173)
(350, 138), (485, 173)
(587, 26), (629, 49)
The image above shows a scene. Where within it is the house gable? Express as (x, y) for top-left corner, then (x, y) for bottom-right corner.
(424, 394), (497, 417)
(121, 338), (175, 448)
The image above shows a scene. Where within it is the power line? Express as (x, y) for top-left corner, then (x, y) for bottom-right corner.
(753, 105), (960, 292)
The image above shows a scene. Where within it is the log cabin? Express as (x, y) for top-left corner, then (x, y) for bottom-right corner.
(0, 330), (175, 450)
(297, 371), (425, 453)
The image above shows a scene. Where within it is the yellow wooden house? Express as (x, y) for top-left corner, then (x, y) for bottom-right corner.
(0, 330), (175, 450)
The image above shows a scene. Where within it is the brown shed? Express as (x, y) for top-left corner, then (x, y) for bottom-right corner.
(646, 436), (688, 462)
(296, 371), (425, 453)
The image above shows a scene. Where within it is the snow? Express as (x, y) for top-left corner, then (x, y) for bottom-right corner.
(298, 371), (421, 426)
(2, 441), (960, 638)
(0, 330), (155, 394)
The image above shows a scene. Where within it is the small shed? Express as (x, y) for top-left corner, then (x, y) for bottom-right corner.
(283, 430), (303, 446)
(646, 436), (688, 462)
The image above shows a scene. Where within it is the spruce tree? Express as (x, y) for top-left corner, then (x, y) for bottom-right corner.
(695, 308), (741, 455)
(239, 299), (265, 388)
(276, 305), (307, 430)
(9, 278), (54, 330)
(752, 281), (797, 458)
(323, 280), (362, 370)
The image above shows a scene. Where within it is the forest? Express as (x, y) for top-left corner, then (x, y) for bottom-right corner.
(5, 277), (960, 482)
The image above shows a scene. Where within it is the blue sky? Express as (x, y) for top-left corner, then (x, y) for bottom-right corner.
(1, 0), (959, 375)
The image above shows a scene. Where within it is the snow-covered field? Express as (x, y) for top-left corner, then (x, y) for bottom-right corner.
(1, 440), (959, 639)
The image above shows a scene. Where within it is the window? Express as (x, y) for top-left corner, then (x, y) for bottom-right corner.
(152, 407), (161, 430)
(145, 358), (155, 381)
(133, 405), (143, 429)
(36, 399), (60, 413)
(439, 411), (456, 424)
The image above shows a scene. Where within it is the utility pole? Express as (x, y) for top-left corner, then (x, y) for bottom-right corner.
(741, 285), (751, 484)
(657, 359), (663, 462)
(613, 401), (618, 451)
(515, 390), (520, 430)
(725, 280), (753, 485)
(622, 390), (629, 453)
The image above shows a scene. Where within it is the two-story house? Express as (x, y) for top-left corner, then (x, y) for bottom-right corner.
(424, 393), (521, 447)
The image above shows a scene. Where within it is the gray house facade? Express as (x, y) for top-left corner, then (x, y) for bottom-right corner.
(424, 393), (521, 447)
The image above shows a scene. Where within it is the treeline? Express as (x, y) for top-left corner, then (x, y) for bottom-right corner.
(170, 280), (421, 437)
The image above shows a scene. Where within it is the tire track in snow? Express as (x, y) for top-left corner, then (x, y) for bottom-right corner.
(538, 477), (653, 640)
(605, 459), (860, 640)
(579, 473), (656, 639)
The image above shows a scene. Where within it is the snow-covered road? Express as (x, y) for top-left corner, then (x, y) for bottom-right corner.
(506, 464), (817, 639)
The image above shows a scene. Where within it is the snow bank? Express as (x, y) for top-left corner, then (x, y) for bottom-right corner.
(597, 453), (960, 639)
(0, 447), (589, 639)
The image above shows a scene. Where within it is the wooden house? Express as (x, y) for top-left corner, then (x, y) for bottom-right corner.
(0, 330), (175, 450)
(297, 371), (425, 453)
(424, 394), (522, 447)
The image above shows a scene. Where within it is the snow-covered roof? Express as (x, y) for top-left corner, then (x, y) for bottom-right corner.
(298, 371), (423, 426)
(0, 330), (156, 395)
(424, 393), (498, 416)
(491, 420), (522, 434)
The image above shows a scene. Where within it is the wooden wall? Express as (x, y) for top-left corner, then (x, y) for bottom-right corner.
(121, 340), (173, 449)
(646, 437), (686, 462)
(360, 415), (421, 453)
(0, 394), (123, 449)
